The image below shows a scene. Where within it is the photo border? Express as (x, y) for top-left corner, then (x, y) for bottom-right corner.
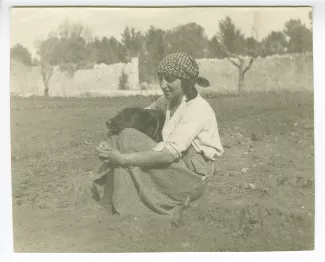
(1, 1), (324, 262)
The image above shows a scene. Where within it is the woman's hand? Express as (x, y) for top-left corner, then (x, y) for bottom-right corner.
(95, 140), (114, 164)
(95, 146), (127, 166)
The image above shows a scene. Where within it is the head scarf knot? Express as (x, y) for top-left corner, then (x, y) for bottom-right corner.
(157, 52), (210, 87)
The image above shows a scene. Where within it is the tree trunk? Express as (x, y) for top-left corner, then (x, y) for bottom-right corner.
(238, 73), (245, 96)
(237, 58), (245, 96)
(41, 64), (53, 97)
(43, 83), (49, 97)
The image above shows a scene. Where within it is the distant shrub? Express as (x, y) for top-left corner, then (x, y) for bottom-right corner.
(118, 69), (129, 90)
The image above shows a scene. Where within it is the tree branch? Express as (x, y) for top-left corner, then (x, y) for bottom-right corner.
(218, 40), (240, 59)
(242, 56), (256, 75)
(226, 57), (240, 68)
(217, 40), (242, 68)
(46, 66), (53, 83)
(41, 63), (53, 85)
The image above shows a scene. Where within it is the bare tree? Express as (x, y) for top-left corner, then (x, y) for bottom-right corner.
(214, 14), (263, 95)
(226, 52), (256, 96)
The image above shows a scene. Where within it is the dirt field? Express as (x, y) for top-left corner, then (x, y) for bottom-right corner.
(10, 91), (314, 252)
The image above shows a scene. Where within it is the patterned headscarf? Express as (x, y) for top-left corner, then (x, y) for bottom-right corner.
(157, 52), (210, 87)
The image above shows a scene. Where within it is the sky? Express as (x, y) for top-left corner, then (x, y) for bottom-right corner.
(10, 6), (311, 58)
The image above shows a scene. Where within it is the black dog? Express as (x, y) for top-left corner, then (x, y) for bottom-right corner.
(105, 107), (165, 142)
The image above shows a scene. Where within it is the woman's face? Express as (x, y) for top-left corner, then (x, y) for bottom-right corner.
(158, 74), (184, 100)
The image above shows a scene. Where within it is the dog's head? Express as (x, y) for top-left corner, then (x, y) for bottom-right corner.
(106, 107), (165, 142)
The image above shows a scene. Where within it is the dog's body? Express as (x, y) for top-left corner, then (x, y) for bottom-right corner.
(105, 107), (165, 142)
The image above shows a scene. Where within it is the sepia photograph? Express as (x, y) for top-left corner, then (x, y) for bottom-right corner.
(8, 6), (314, 253)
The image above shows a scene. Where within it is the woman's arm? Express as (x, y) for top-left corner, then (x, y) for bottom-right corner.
(126, 148), (176, 167)
(95, 146), (176, 168)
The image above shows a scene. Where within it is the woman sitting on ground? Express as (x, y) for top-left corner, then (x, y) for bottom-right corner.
(95, 52), (224, 222)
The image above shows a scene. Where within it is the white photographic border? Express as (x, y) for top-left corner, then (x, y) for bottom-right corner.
(1, 1), (324, 262)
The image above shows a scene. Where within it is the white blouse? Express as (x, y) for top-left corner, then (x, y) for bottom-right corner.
(146, 94), (224, 161)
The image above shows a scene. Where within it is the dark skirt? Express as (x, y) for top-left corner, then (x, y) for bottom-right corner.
(96, 128), (214, 220)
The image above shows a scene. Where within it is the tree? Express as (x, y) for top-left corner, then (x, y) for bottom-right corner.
(284, 19), (312, 53)
(108, 37), (125, 63)
(55, 20), (95, 76)
(207, 36), (223, 58)
(10, 44), (32, 66)
(36, 19), (96, 96)
(36, 36), (59, 97)
(91, 36), (124, 65)
(140, 26), (168, 82)
(145, 26), (167, 63)
(166, 23), (209, 58)
(211, 16), (262, 95)
(121, 27), (144, 62)
(208, 16), (247, 59)
(261, 31), (288, 56)
(118, 69), (129, 90)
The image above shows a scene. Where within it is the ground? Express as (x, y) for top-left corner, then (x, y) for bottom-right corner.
(10, 91), (314, 252)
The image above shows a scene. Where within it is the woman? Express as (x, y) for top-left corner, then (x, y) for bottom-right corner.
(95, 52), (224, 222)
